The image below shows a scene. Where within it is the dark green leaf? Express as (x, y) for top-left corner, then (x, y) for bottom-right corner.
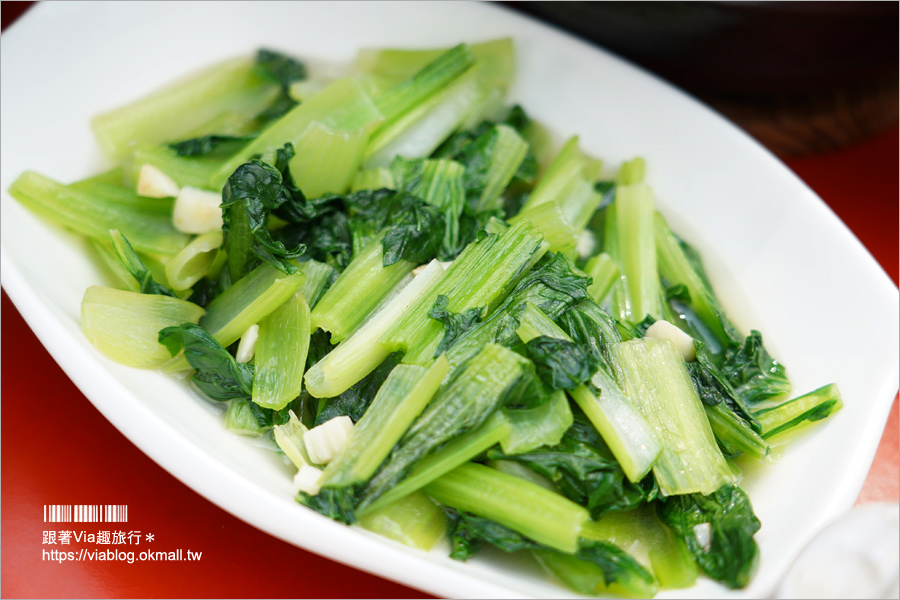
(249, 401), (293, 428)
(260, 145), (355, 270)
(508, 253), (592, 318)
(274, 213), (353, 271)
(433, 105), (537, 224)
(443, 252), (591, 367)
(186, 277), (219, 307)
(260, 142), (354, 270)
(502, 104), (531, 134)
(664, 283), (737, 355)
(443, 508), (541, 560)
(721, 331), (791, 405)
(614, 314), (657, 341)
(222, 159), (305, 280)
(657, 484), (761, 589)
(488, 410), (652, 518)
(380, 197), (445, 266)
(665, 282), (692, 303)
(498, 368), (553, 411)
(357, 348), (529, 511)
(594, 180), (616, 211)
(433, 125), (496, 202)
(444, 508), (483, 560)
(525, 336), (599, 392)
(343, 188), (397, 248)
(502, 187), (530, 219)
(109, 230), (175, 296)
(255, 48), (307, 90)
(306, 327), (335, 366)
(297, 486), (360, 525)
(343, 188), (445, 267)
(314, 354), (401, 425)
(441, 508), (654, 594)
(252, 48), (308, 123)
(557, 297), (622, 381)
(428, 295), (485, 357)
(254, 94), (298, 123)
(688, 343), (760, 432)
(389, 156), (466, 260)
(168, 134), (256, 157)
(158, 323), (254, 402)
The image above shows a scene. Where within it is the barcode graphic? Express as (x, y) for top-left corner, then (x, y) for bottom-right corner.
(43, 505), (128, 523)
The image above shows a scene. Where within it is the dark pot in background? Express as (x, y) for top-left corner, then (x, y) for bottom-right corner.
(504, 1), (899, 156)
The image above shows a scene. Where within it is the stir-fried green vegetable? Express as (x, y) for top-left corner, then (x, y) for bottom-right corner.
(9, 39), (844, 598)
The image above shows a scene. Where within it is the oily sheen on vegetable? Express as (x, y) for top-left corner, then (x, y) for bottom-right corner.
(9, 40), (844, 598)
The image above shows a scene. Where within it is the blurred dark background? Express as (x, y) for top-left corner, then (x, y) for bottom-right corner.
(0, 1), (31, 30)
(503, 1), (899, 157)
(4, 1), (898, 157)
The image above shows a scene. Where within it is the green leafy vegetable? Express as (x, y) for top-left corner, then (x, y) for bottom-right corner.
(556, 297), (622, 380)
(657, 484), (761, 589)
(168, 134), (257, 157)
(428, 295), (485, 357)
(489, 410), (653, 519)
(443, 252), (591, 369)
(534, 540), (658, 599)
(320, 359), (448, 489)
(390, 156), (467, 258)
(221, 159), (305, 281)
(356, 344), (532, 511)
(314, 354), (401, 425)
(340, 187), (446, 266)
(443, 508), (655, 598)
(753, 383), (843, 441)
(525, 336), (600, 391)
(721, 331), (791, 405)
(255, 48), (308, 90)
(689, 343), (760, 430)
(248, 401), (294, 428)
(380, 219), (547, 365)
(252, 48), (308, 122)
(498, 105), (539, 187)
(109, 230), (176, 296)
(265, 144), (361, 270)
(185, 276), (225, 308)
(379, 194), (445, 266)
(275, 213), (353, 271)
(298, 486), (361, 525)
(23, 40), (848, 600)
(444, 507), (541, 558)
(158, 323), (254, 402)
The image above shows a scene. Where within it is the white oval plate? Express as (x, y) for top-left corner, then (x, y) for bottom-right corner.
(2, 2), (898, 598)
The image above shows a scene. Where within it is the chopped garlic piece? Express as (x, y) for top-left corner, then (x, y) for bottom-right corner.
(137, 164), (180, 198)
(644, 319), (696, 362)
(303, 416), (354, 465)
(235, 324), (259, 364)
(576, 230), (597, 260)
(173, 187), (223, 234)
(693, 522), (712, 552)
(293, 464), (324, 496)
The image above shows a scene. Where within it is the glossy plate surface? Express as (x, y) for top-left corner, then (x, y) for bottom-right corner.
(2, 2), (898, 598)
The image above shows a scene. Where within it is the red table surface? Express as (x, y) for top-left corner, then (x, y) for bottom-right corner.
(1, 3), (897, 593)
